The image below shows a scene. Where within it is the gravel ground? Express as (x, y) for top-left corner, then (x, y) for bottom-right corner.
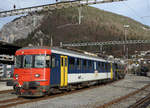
(11, 74), (150, 108)
(0, 82), (17, 101)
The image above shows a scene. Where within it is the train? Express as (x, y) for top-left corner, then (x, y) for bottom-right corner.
(11, 47), (125, 97)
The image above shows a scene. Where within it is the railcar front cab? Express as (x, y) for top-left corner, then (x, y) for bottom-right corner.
(13, 50), (51, 97)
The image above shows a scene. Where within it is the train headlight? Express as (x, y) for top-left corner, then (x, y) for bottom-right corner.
(15, 74), (18, 78)
(35, 74), (40, 78)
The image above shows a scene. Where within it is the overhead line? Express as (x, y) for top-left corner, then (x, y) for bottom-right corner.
(61, 40), (150, 47)
(0, 0), (126, 18)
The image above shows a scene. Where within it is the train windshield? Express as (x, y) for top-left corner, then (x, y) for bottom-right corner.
(15, 55), (50, 68)
(15, 56), (22, 68)
(23, 55), (32, 68)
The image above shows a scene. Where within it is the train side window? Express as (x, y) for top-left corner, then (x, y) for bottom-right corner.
(97, 62), (101, 70)
(88, 60), (92, 69)
(105, 63), (108, 71)
(51, 56), (55, 68)
(83, 59), (87, 69)
(56, 59), (59, 67)
(69, 57), (75, 69)
(77, 59), (81, 70)
(34, 55), (50, 68)
(15, 55), (23, 68)
(104, 63), (106, 71)
(94, 61), (96, 70)
(108, 63), (110, 71)
(101, 62), (105, 71)
(23, 55), (32, 68)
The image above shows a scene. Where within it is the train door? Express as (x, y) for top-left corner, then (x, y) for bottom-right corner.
(50, 55), (60, 86)
(60, 56), (68, 87)
(110, 63), (113, 80)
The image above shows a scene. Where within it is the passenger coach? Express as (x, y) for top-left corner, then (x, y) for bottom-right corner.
(13, 47), (124, 96)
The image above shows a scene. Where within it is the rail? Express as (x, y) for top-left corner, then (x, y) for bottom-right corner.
(128, 93), (150, 108)
(98, 83), (150, 108)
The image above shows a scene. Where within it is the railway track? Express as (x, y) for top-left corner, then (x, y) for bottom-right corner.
(0, 90), (13, 94)
(0, 97), (31, 108)
(128, 93), (150, 108)
(0, 79), (121, 108)
(98, 82), (150, 108)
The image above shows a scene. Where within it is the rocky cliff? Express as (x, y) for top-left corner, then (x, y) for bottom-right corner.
(0, 14), (43, 43)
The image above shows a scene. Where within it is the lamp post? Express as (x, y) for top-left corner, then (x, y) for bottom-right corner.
(123, 25), (130, 59)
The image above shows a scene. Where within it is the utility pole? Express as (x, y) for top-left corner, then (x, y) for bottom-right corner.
(78, 6), (83, 24)
(50, 35), (53, 47)
(60, 42), (63, 47)
(40, 38), (43, 46)
(100, 45), (103, 53)
(123, 25), (130, 59)
(124, 24), (130, 74)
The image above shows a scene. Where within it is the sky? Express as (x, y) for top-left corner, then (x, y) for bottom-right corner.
(0, 0), (56, 29)
(0, 0), (150, 29)
(92, 0), (150, 26)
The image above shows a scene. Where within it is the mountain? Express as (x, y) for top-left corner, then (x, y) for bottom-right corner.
(0, 0), (150, 29)
(0, 14), (44, 42)
(0, 6), (150, 56)
(14, 6), (150, 44)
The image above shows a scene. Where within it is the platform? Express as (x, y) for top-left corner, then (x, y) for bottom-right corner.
(0, 82), (13, 91)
